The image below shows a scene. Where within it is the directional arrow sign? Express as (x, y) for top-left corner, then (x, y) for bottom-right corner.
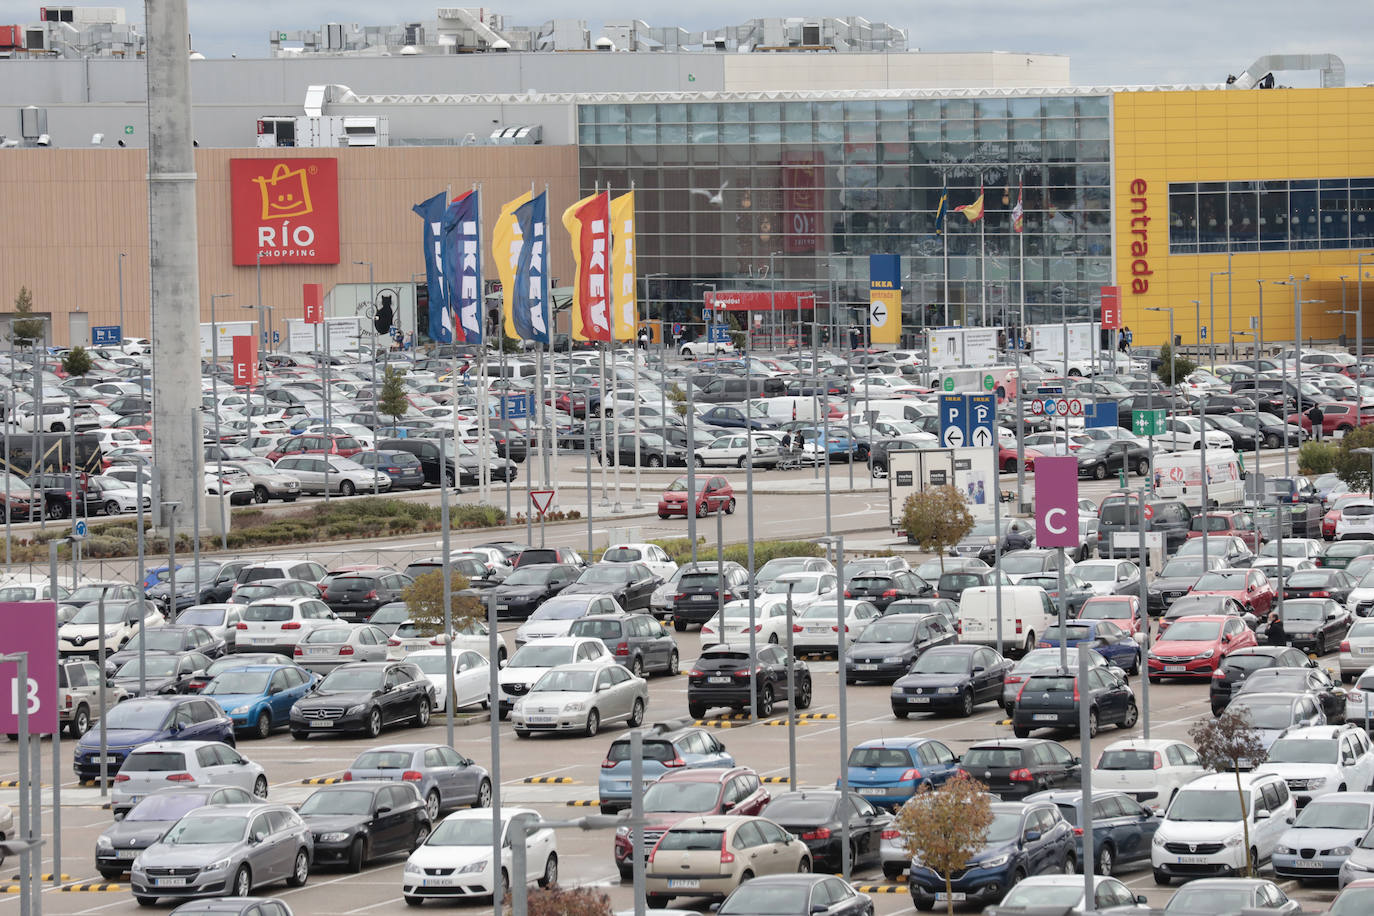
(939, 394), (968, 449)
(972, 426), (993, 447)
(968, 393), (996, 450)
(944, 426), (965, 448)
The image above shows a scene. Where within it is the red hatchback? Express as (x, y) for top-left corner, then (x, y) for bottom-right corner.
(657, 475), (735, 518)
(1187, 566), (1276, 615)
(1186, 511), (1262, 553)
(1321, 401), (1369, 437)
(266, 433), (364, 463)
(1077, 595), (1148, 642)
(1147, 614), (1258, 681)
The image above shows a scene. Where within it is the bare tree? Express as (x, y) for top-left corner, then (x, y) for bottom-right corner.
(401, 570), (480, 638)
(901, 485), (974, 574)
(1188, 709), (1267, 877)
(893, 773), (995, 915)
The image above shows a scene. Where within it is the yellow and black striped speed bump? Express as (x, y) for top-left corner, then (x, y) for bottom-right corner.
(762, 719), (819, 727)
(565, 799), (603, 807)
(9, 873), (72, 881)
(761, 776), (792, 783)
(692, 720), (743, 728)
(0, 781), (20, 788)
(854, 884), (907, 894)
(795, 712), (837, 720)
(60, 883), (123, 892)
(0, 886), (18, 894)
(523, 776), (576, 784)
(995, 718), (1013, 726)
(301, 777), (344, 785)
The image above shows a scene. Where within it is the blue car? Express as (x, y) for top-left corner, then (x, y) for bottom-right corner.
(201, 664), (319, 739)
(1025, 788), (1161, 877)
(1036, 620), (1141, 675)
(699, 406), (772, 431)
(597, 725), (734, 813)
(908, 800), (1075, 909)
(841, 737), (961, 810)
(795, 426), (856, 462)
(72, 696), (235, 783)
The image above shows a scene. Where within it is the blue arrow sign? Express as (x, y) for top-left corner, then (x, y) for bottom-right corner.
(73, 519), (87, 539)
(968, 393), (997, 448)
(939, 394), (968, 448)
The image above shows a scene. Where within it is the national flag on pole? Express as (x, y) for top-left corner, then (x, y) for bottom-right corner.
(561, 191), (612, 342)
(610, 190), (637, 342)
(1012, 183), (1024, 234)
(412, 191), (452, 343)
(955, 187), (985, 223)
(934, 182), (949, 235)
(513, 192), (551, 344)
(443, 189), (483, 345)
(494, 191), (532, 340)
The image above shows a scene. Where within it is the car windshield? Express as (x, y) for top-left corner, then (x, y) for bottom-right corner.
(603, 548), (643, 563)
(910, 652), (970, 675)
(658, 828), (725, 851)
(370, 604), (411, 624)
(1282, 600), (1329, 620)
(235, 586), (280, 602)
(1075, 565), (1118, 582)
(532, 669), (597, 693)
(305, 627), (356, 644)
(1266, 738), (1337, 764)
(125, 631), (187, 652)
(849, 747), (915, 768)
(642, 781), (721, 813)
(412, 655), (458, 676)
(507, 645), (574, 668)
(1001, 555), (1049, 574)
(1169, 788), (1248, 821)
(1168, 597), (1230, 616)
(177, 608), (226, 627)
(1160, 620), (1222, 641)
(765, 575), (822, 594)
(1228, 700), (1294, 730)
(1079, 600), (1133, 619)
(1000, 884), (1083, 908)
(69, 585), (118, 602)
(125, 793), (208, 822)
(102, 700), (172, 730)
(665, 477), (696, 493)
(983, 811), (1021, 844)
(578, 567), (629, 584)
(352, 750), (414, 770)
(764, 796), (835, 820)
(318, 668), (384, 691)
(1160, 559), (1208, 578)
(939, 574), (982, 589)
(1097, 749), (1161, 770)
(116, 656), (177, 678)
(242, 603), (293, 622)
(967, 521), (1004, 537)
(426, 817), (496, 847)
(504, 567), (552, 586)
(529, 599), (589, 621)
(1327, 887), (1374, 916)
(1164, 887), (1254, 914)
(68, 603), (129, 625)
(164, 816), (248, 845)
(1261, 541), (1311, 558)
(718, 884), (810, 916)
(1294, 800), (1371, 829)
(855, 621), (917, 644)
(299, 789), (376, 817)
(204, 671), (271, 695)
(1193, 571), (1249, 590)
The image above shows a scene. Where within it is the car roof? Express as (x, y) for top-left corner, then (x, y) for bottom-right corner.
(1186, 771), (1284, 790)
(183, 802), (285, 818)
(355, 743), (433, 753)
(128, 740), (226, 753)
(1100, 738), (1186, 751)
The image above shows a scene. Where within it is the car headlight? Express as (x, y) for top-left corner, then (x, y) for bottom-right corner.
(96, 835), (113, 849)
(404, 862), (422, 875)
(1276, 845), (1295, 855)
(615, 826), (630, 837)
(456, 859), (487, 874)
(1224, 834), (1244, 848)
(936, 686), (959, 694)
(1347, 858), (1372, 872)
(883, 656), (905, 664)
(981, 853), (1011, 868)
(1199, 649), (1215, 659)
(204, 857), (232, 872)
(346, 704), (367, 715)
(1332, 846), (1354, 856)
(319, 832), (350, 843)
(230, 705), (252, 715)
(563, 702), (586, 713)
(1152, 834), (1166, 847)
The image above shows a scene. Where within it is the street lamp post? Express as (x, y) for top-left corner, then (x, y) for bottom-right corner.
(1209, 268), (1229, 367)
(817, 534), (850, 881)
(255, 249), (269, 354)
(117, 251), (126, 342)
(209, 293), (233, 549)
(354, 260), (377, 426)
(1145, 306), (1177, 452)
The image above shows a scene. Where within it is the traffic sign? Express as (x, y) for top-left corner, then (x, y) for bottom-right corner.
(1132, 408), (1168, 437)
(982, 374), (995, 391)
(1200, 326), (1208, 341)
(92, 325), (122, 346)
(968, 393), (996, 449)
(499, 392), (536, 420)
(530, 490), (556, 518)
(0, 602), (58, 735)
(73, 519), (87, 540)
(1028, 397), (1088, 418)
(672, 322), (682, 338)
(939, 394), (967, 448)
(707, 325), (731, 343)
(1143, 504), (1154, 521)
(1085, 402), (1118, 429)
(942, 377), (954, 392)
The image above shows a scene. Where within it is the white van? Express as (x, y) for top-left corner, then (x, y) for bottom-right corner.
(958, 585), (1058, 657)
(1152, 448), (1245, 509)
(748, 397), (823, 424)
(1151, 771), (1296, 884)
(854, 398), (927, 424)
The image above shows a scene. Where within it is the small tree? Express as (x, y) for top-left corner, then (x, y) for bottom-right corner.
(62, 345), (93, 378)
(10, 286), (45, 348)
(901, 485), (974, 573)
(520, 885), (611, 916)
(1334, 424), (1374, 493)
(1189, 708), (1267, 877)
(666, 383), (688, 417)
(378, 366), (409, 435)
(1156, 342), (1197, 388)
(893, 773), (995, 916)
(401, 570), (480, 638)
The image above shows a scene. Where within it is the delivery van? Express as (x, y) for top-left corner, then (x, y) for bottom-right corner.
(747, 396), (827, 424)
(1151, 448), (1245, 509)
(958, 585), (1059, 657)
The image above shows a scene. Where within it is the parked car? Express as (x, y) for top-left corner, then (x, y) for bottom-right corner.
(1012, 667), (1139, 738)
(955, 739), (1082, 801)
(402, 807), (557, 904)
(289, 661), (434, 740)
(106, 626), (226, 676)
(235, 596), (340, 654)
(343, 743), (492, 819)
(644, 814), (810, 907)
(657, 474), (736, 518)
(1236, 665), (1348, 723)
(761, 790), (892, 873)
(1036, 620), (1141, 674)
(844, 613), (957, 684)
(72, 696), (235, 783)
(1150, 771), (1297, 884)
(1209, 646), (1317, 715)
(1257, 725), (1374, 812)
(321, 571), (414, 623)
(843, 737), (960, 818)
(202, 663), (318, 738)
(717, 874), (872, 916)
(992, 873), (1149, 913)
(559, 562), (658, 612)
(58, 598), (164, 658)
(1147, 615), (1259, 681)
(94, 785), (255, 879)
(687, 644), (812, 720)
(1159, 877), (1301, 915)
(109, 651), (213, 698)
(1093, 739), (1207, 814)
(1023, 788), (1160, 877)
(110, 740), (267, 817)
(293, 623), (392, 671)
(890, 644), (1010, 719)
(58, 656), (127, 738)
(1226, 691), (1327, 750)
(566, 613), (679, 677)
(496, 637), (615, 717)
(486, 563), (582, 620)
(1002, 648), (1114, 715)
(671, 564), (755, 631)
(511, 661), (649, 738)
(599, 727), (739, 817)
(297, 780), (432, 872)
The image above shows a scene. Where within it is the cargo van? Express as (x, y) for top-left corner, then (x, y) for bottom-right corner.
(855, 398), (928, 424)
(958, 585), (1058, 657)
(1152, 448), (1245, 509)
(747, 396), (825, 424)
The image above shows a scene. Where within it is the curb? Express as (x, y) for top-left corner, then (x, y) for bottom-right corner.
(523, 776), (576, 784)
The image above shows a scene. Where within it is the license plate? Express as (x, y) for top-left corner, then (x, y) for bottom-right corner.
(423, 877), (456, 887)
(1297, 859), (1323, 869)
(1178, 856), (1210, 864)
(115, 849), (138, 860)
(856, 664), (878, 671)
(668, 879), (700, 889)
(806, 626), (827, 633)
(96, 755), (119, 764)
(155, 878), (187, 887)
(708, 676), (732, 684)
(526, 715), (555, 723)
(909, 696), (931, 704)
(1033, 714), (1058, 721)
(1165, 665), (1186, 673)
(935, 893), (965, 902)
(306, 647), (331, 655)
(865, 787), (889, 795)
(1362, 647), (1374, 654)
(310, 720), (334, 728)
(496, 604), (509, 610)
(693, 595), (712, 602)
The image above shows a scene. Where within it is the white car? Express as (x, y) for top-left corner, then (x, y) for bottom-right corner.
(790, 599), (881, 654)
(513, 594), (623, 647)
(1341, 618), (1374, 680)
(58, 599), (164, 657)
(696, 433), (784, 469)
(110, 740), (267, 816)
(1161, 416), (1233, 451)
(235, 596), (341, 654)
(1337, 499), (1374, 540)
(679, 338), (736, 359)
(497, 636), (615, 716)
(600, 543), (678, 581)
(86, 476), (146, 514)
(994, 875), (1147, 912)
(511, 661), (648, 738)
(758, 572), (838, 611)
(1255, 724), (1374, 806)
(175, 604), (243, 651)
(204, 467), (255, 505)
(402, 807), (558, 904)
(700, 599), (792, 648)
(409, 648), (492, 712)
(1094, 739), (1207, 813)
(1150, 771), (1296, 883)
(1072, 559), (1142, 596)
(388, 619), (509, 667)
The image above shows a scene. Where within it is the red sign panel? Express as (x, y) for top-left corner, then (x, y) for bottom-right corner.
(1100, 285), (1122, 330)
(303, 283), (324, 324)
(704, 291), (816, 312)
(230, 158), (340, 265)
(232, 335), (258, 388)
(0, 602), (59, 735)
(783, 152), (824, 253)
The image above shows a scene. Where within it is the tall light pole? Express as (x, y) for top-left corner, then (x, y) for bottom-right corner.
(116, 251), (126, 342)
(1145, 306), (1176, 451)
(1340, 276), (1351, 347)
(255, 249), (268, 354)
(1208, 268), (1229, 367)
(209, 293), (232, 548)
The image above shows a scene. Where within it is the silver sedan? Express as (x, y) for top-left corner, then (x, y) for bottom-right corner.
(294, 623), (392, 672)
(511, 661), (648, 738)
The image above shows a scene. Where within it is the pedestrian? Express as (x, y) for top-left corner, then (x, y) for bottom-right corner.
(1119, 326), (1132, 353)
(1308, 402), (1325, 441)
(1264, 610), (1287, 647)
(638, 327), (649, 351)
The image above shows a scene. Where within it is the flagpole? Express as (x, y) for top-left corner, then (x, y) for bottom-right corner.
(474, 182), (490, 508)
(980, 193), (987, 327)
(630, 180), (643, 510)
(943, 223), (950, 327)
(542, 183), (556, 523)
(941, 179), (950, 327)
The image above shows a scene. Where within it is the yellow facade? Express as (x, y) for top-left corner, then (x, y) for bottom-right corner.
(1113, 87), (1374, 350)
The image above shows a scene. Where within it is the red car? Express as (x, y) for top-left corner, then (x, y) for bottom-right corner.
(1147, 614), (1258, 681)
(657, 474), (735, 518)
(265, 433), (364, 463)
(1319, 401), (1371, 436)
(1187, 566), (1276, 615)
(1186, 511), (1262, 553)
(1324, 492), (1373, 540)
(998, 444), (1045, 473)
(1077, 595), (1148, 642)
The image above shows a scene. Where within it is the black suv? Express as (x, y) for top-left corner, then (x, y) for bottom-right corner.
(671, 562), (753, 631)
(958, 738), (1081, 800)
(1097, 493), (1193, 559)
(844, 570), (931, 610)
(1209, 645), (1320, 715)
(687, 644), (812, 719)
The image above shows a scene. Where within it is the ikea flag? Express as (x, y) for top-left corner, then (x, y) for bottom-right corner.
(610, 191), (637, 342)
(444, 189), (483, 345)
(869, 253), (901, 346)
(495, 191), (532, 341)
(412, 191), (451, 343)
(513, 192), (551, 344)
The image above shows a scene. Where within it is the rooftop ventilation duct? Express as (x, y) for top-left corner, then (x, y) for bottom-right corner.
(1228, 53), (1345, 89)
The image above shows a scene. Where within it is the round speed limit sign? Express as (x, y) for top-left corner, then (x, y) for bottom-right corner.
(1143, 505), (1154, 521)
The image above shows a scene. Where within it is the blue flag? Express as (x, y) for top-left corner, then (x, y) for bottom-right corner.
(513, 192), (550, 344)
(442, 190), (483, 345)
(412, 192), (451, 343)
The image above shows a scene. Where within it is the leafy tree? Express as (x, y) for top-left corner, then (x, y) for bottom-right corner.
(666, 383), (688, 417)
(378, 366), (409, 435)
(521, 885), (612, 916)
(901, 485), (974, 573)
(62, 345), (93, 378)
(1334, 424), (1374, 493)
(10, 286), (45, 348)
(1188, 708), (1267, 877)
(401, 569), (480, 638)
(1155, 342), (1196, 387)
(893, 773), (995, 916)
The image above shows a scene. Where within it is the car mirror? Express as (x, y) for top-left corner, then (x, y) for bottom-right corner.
(1328, 611), (1341, 620)
(374, 806), (392, 816)
(250, 832), (266, 845)
(106, 679), (116, 689)
(971, 665), (985, 674)
(1136, 895), (1149, 905)
(1255, 809), (1271, 820)
(1022, 829), (1041, 843)
(810, 906), (828, 915)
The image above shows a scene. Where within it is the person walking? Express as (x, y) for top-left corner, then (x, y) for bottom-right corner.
(1264, 610), (1287, 647)
(1308, 402), (1325, 441)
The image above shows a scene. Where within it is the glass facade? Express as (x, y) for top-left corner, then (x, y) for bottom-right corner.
(1168, 179), (1374, 255)
(577, 92), (1113, 341)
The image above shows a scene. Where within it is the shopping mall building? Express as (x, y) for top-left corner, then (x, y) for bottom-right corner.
(0, 38), (1371, 352)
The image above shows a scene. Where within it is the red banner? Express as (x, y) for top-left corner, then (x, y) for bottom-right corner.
(303, 283), (323, 324)
(1100, 285), (1122, 330)
(230, 158), (340, 265)
(705, 291), (816, 312)
(561, 192), (612, 342)
(232, 335), (258, 388)
(783, 152), (824, 253)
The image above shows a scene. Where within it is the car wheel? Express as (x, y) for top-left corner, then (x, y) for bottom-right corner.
(757, 684), (775, 717)
(646, 895), (672, 908)
(135, 896), (158, 907)
(1136, 458), (1149, 476)
(232, 864), (252, 897)
(514, 728), (530, 738)
(404, 894), (423, 906)
(494, 869), (509, 906)
(725, 498), (736, 515)
(914, 895), (936, 912)
(796, 677), (813, 710)
(584, 708), (600, 737)
(340, 480), (356, 497)
(413, 823), (431, 850)
(1267, 433), (1281, 449)
(1093, 464), (1107, 480)
(959, 689), (975, 718)
(98, 868), (122, 881)
(647, 455), (663, 468)
(291, 730), (309, 741)
(425, 790), (441, 821)
(768, 632), (779, 645)
(48, 501), (67, 520)
(629, 656), (644, 678)
(1063, 854), (1076, 875)
(1013, 726), (1030, 738)
(666, 650), (679, 675)
(629, 697), (645, 727)
(674, 618), (687, 632)
(365, 707), (382, 739)
(413, 698), (430, 728)
(103, 499), (121, 516)
(347, 837), (367, 873)
(68, 705), (90, 738)
(1318, 634), (1327, 656)
(797, 857), (811, 873)
(253, 485), (269, 504)
(253, 775), (268, 799)
(696, 501), (707, 518)
(473, 778), (492, 809)
(688, 703), (707, 719)
(255, 710), (271, 739)
(893, 709), (908, 719)
(1095, 844), (1113, 876)
(694, 456), (705, 467)
(539, 853), (558, 888)
(1087, 709), (1099, 738)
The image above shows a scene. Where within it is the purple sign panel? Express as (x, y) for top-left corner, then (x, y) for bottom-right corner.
(0, 601), (59, 735)
(1034, 456), (1081, 548)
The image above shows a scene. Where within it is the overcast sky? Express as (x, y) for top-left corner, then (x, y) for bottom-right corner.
(4, 1), (1371, 87)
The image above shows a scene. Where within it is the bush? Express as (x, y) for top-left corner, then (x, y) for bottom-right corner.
(1299, 441), (1339, 476)
(650, 537), (822, 572)
(1335, 425), (1374, 493)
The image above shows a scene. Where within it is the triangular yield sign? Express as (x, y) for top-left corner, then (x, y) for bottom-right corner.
(529, 490), (556, 517)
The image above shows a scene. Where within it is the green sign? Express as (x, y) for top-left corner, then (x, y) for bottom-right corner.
(1132, 408), (1167, 437)
(983, 374), (995, 391)
(943, 377), (954, 392)
(123, 125), (134, 135)
(279, 32), (288, 40)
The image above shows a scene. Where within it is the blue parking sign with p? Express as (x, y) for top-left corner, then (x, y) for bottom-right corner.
(940, 394), (967, 448)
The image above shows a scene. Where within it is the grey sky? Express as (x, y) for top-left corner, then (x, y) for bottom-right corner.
(3, 2), (1369, 87)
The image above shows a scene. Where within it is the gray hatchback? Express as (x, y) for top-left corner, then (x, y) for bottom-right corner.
(567, 613), (680, 678)
(344, 744), (493, 821)
(130, 803), (313, 904)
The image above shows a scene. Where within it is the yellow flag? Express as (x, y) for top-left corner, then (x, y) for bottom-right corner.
(610, 191), (637, 342)
(494, 191), (532, 340)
